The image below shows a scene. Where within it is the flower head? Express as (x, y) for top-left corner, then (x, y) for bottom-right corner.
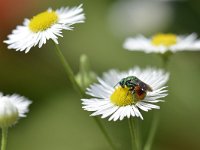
(123, 33), (200, 54)
(0, 93), (32, 127)
(4, 4), (85, 53)
(82, 67), (169, 121)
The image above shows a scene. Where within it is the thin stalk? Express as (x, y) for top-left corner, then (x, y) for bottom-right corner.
(53, 43), (117, 150)
(94, 117), (117, 150)
(162, 58), (169, 70)
(53, 43), (84, 96)
(146, 52), (169, 150)
(128, 118), (138, 150)
(135, 119), (141, 150)
(159, 51), (172, 70)
(143, 112), (159, 150)
(1, 128), (8, 150)
(144, 54), (168, 150)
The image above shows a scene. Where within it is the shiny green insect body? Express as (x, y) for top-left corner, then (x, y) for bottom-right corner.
(117, 76), (152, 100)
(119, 76), (138, 89)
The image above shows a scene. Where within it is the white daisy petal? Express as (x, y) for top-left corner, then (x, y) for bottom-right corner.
(82, 99), (109, 111)
(136, 103), (150, 112)
(102, 69), (122, 87)
(82, 67), (169, 121)
(109, 107), (124, 121)
(130, 107), (136, 117)
(132, 105), (143, 120)
(137, 102), (160, 110)
(101, 106), (119, 119)
(125, 105), (132, 119)
(90, 103), (114, 116)
(86, 83), (113, 98)
(119, 106), (128, 121)
(4, 4), (85, 52)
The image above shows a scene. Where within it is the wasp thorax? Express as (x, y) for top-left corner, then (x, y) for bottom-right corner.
(110, 87), (135, 106)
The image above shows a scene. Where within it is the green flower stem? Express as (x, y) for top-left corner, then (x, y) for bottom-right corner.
(144, 62), (167, 150)
(128, 118), (138, 150)
(1, 127), (8, 150)
(53, 43), (84, 96)
(144, 112), (159, 150)
(162, 58), (169, 69)
(145, 52), (170, 150)
(93, 117), (117, 150)
(53, 43), (117, 150)
(135, 119), (141, 150)
(159, 51), (172, 69)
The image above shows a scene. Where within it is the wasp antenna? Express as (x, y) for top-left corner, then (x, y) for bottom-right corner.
(114, 82), (119, 88)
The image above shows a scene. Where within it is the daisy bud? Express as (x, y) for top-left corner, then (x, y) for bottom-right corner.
(0, 93), (31, 128)
(76, 54), (97, 89)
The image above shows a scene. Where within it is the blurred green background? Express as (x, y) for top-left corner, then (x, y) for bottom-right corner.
(0, 0), (200, 150)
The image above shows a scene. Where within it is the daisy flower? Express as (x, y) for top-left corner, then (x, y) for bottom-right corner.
(4, 4), (85, 53)
(82, 67), (169, 121)
(0, 93), (32, 127)
(123, 33), (200, 54)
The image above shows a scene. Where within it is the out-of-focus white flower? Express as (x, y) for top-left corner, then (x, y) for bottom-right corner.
(124, 33), (200, 54)
(4, 4), (85, 53)
(0, 93), (31, 127)
(82, 67), (169, 121)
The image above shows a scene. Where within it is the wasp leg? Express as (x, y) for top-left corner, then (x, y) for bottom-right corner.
(129, 87), (135, 94)
(124, 92), (129, 101)
(131, 90), (135, 94)
(124, 88), (135, 101)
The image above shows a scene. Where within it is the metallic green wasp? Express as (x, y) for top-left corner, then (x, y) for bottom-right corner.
(116, 76), (152, 100)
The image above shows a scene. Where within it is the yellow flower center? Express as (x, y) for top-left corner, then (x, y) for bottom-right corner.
(110, 87), (135, 106)
(151, 33), (177, 46)
(29, 11), (58, 32)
